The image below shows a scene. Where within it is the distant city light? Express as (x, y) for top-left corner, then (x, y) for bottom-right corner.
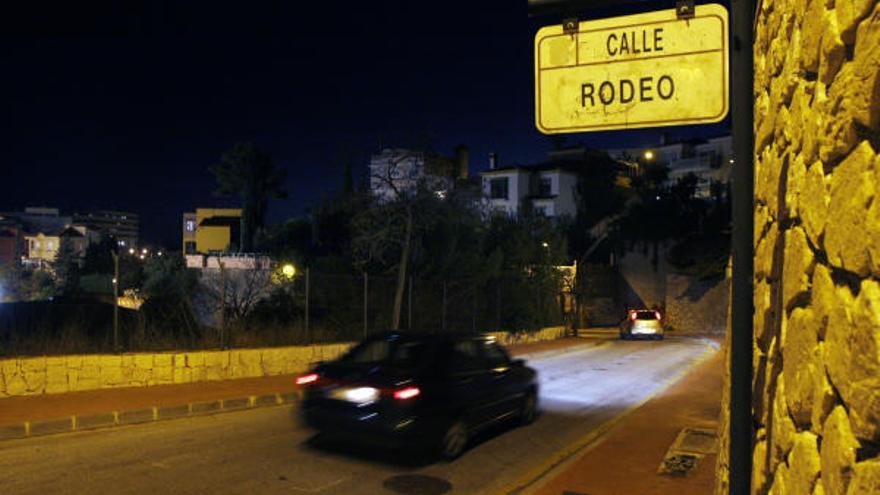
(644, 150), (654, 160)
(112, 278), (117, 284)
(157, 251), (163, 257)
(139, 255), (145, 260)
(542, 242), (549, 248)
(128, 248), (135, 255)
(142, 248), (148, 254)
(119, 240), (126, 246)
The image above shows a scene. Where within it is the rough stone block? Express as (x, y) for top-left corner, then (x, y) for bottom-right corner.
(782, 227), (815, 310)
(153, 354), (172, 367)
(186, 352), (205, 368)
(801, 0), (829, 72)
(847, 459), (880, 495)
(65, 355), (83, 369)
(852, 5), (880, 130)
(819, 64), (862, 164)
(784, 308), (821, 426)
(118, 408), (155, 425)
(786, 432), (821, 494)
(811, 345), (838, 435)
(837, 0), (875, 43)
(172, 367), (192, 384)
(819, 10), (846, 84)
(821, 406), (861, 495)
(29, 417), (74, 437)
(770, 373), (797, 467)
(100, 366), (124, 387)
(825, 141), (877, 275)
(785, 154), (807, 220)
(98, 355), (122, 369)
(81, 355), (99, 367)
(800, 161), (829, 246)
(834, 280), (880, 440)
(768, 461), (790, 495)
(752, 438), (770, 493)
(152, 366), (173, 384)
(134, 354), (153, 369)
(756, 223), (779, 282)
(76, 413), (116, 431)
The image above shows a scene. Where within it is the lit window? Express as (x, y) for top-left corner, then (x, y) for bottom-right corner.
(185, 220), (196, 232)
(47, 241), (54, 250)
(34, 241), (41, 249)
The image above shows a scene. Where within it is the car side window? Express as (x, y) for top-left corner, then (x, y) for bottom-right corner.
(483, 342), (510, 369)
(449, 340), (485, 372)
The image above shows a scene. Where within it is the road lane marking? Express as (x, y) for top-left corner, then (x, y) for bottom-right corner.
(493, 340), (719, 495)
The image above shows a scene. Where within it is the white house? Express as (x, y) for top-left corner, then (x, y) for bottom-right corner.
(480, 165), (578, 218)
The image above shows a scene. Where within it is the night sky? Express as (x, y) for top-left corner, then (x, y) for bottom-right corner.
(2, 1), (729, 248)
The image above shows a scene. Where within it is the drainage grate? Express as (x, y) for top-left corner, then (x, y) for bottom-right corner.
(383, 474), (452, 495)
(658, 427), (718, 477)
(658, 453), (701, 476)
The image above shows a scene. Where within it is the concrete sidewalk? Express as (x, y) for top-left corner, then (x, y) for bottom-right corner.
(0, 336), (593, 441)
(527, 344), (724, 495)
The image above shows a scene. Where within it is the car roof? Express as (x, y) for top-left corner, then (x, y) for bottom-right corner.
(365, 331), (493, 345)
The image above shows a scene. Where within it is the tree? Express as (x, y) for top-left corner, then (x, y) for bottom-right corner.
(52, 238), (81, 296)
(212, 143), (288, 252)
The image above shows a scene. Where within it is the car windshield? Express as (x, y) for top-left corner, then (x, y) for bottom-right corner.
(341, 337), (431, 368)
(635, 310), (658, 320)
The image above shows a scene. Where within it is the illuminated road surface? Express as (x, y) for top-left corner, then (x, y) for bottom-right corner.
(0, 336), (716, 495)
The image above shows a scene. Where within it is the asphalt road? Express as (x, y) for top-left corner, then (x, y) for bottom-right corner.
(0, 336), (716, 495)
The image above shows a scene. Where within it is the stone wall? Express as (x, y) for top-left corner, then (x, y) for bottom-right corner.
(665, 274), (730, 335)
(717, 1), (880, 493)
(0, 326), (567, 398)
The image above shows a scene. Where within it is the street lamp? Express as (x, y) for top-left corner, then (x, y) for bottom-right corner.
(282, 264), (296, 279)
(541, 241), (549, 248)
(644, 150), (654, 161)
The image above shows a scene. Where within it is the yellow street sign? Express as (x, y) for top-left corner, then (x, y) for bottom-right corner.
(534, 3), (729, 134)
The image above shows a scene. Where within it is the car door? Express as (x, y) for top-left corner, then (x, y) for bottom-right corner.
(481, 341), (521, 421)
(445, 338), (495, 429)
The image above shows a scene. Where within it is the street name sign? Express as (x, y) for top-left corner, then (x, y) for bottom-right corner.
(534, 3), (729, 134)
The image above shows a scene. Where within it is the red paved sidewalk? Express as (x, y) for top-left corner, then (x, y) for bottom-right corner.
(0, 336), (592, 428)
(532, 346), (724, 495)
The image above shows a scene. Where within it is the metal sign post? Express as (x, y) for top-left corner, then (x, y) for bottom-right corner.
(528, 1), (755, 493)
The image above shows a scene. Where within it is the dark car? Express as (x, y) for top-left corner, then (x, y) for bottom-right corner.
(298, 332), (539, 460)
(619, 309), (665, 340)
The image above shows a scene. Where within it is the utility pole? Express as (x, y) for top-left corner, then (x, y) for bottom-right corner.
(305, 267), (310, 343)
(363, 272), (368, 338)
(219, 261), (227, 349)
(112, 251), (119, 352)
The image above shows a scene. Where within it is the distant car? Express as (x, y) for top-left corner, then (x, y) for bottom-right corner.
(620, 309), (665, 340)
(298, 332), (539, 460)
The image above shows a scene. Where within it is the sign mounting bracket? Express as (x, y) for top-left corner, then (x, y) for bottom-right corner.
(676, 0), (695, 19)
(562, 17), (579, 35)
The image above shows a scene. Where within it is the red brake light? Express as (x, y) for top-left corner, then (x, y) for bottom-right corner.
(654, 311), (662, 320)
(296, 373), (319, 385)
(393, 386), (421, 400)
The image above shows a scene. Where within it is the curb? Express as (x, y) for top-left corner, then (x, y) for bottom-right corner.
(0, 391), (298, 442)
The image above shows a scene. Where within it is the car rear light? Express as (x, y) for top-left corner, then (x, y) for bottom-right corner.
(393, 386), (421, 400)
(631, 312), (637, 321)
(296, 373), (319, 385)
(654, 311), (662, 320)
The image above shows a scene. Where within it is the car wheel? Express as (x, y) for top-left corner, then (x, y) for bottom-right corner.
(440, 420), (468, 461)
(519, 390), (538, 426)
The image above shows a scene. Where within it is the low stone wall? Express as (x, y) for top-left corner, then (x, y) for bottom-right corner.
(0, 343), (352, 398)
(0, 326), (568, 398)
